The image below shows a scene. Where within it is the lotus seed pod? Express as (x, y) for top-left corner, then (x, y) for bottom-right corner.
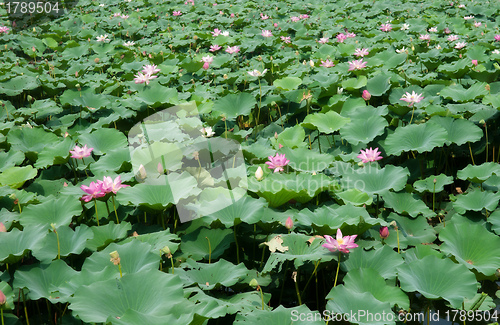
(249, 278), (258, 287)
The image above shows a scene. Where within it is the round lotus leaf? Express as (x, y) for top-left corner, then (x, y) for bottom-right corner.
(203, 195), (266, 227)
(276, 125), (307, 149)
(457, 162), (500, 183)
(0, 166), (37, 189)
(177, 258), (248, 290)
(342, 165), (409, 196)
(7, 127), (58, 156)
(439, 222), (500, 276)
(121, 229), (180, 255)
(341, 75), (367, 90)
(0, 151), (25, 172)
(339, 115), (387, 145)
(427, 116), (483, 146)
(213, 93), (257, 119)
(60, 87), (112, 109)
(279, 147), (333, 172)
(301, 111), (350, 134)
(439, 82), (489, 103)
(413, 174), (453, 193)
(13, 259), (78, 303)
(384, 123), (447, 155)
(135, 84), (179, 107)
(274, 77), (302, 91)
(0, 226), (47, 263)
(116, 181), (175, 211)
(0, 75), (39, 96)
(179, 227), (234, 261)
(327, 268), (409, 310)
(397, 255), (478, 308)
(326, 286), (395, 325)
(489, 209), (500, 235)
(77, 128), (128, 155)
(382, 191), (434, 218)
(342, 245), (404, 280)
(234, 304), (325, 325)
(69, 271), (195, 324)
(334, 188), (373, 206)
(20, 195), (82, 230)
(85, 222), (132, 251)
(453, 189), (500, 214)
(385, 213), (437, 248)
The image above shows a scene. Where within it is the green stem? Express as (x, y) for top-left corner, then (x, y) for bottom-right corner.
(432, 182), (436, 213)
(206, 237), (212, 264)
(1, 308), (4, 325)
(301, 259), (320, 299)
(22, 290), (30, 325)
(278, 260), (289, 305)
(234, 224), (240, 264)
(259, 286), (265, 310)
(485, 123), (488, 162)
(111, 196), (120, 224)
(94, 199), (100, 226)
(396, 227), (400, 253)
(334, 253), (341, 287)
(118, 264), (122, 278)
(294, 270), (302, 305)
(170, 256), (175, 274)
(257, 78), (262, 126)
(55, 230), (60, 260)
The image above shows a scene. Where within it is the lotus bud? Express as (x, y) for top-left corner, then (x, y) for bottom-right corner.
(27, 95), (33, 102)
(433, 178), (437, 183)
(379, 226), (389, 239)
(157, 162), (164, 175)
(138, 164), (147, 180)
(309, 60), (314, 67)
(63, 182), (68, 187)
(278, 143), (283, 149)
(94, 57), (100, 63)
(255, 166), (264, 181)
(109, 250), (120, 265)
(274, 132), (278, 139)
(0, 222), (6, 232)
(161, 246), (172, 258)
(285, 216), (293, 230)
(479, 119), (485, 125)
(362, 90), (371, 101)
(249, 278), (259, 288)
(485, 84), (490, 92)
(75, 71), (79, 77)
(0, 289), (6, 305)
(337, 87), (343, 95)
(390, 220), (398, 230)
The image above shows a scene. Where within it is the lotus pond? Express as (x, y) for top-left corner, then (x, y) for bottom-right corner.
(1, 0), (500, 324)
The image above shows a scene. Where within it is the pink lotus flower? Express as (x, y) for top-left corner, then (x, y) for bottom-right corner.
(260, 13), (269, 20)
(379, 226), (389, 239)
(172, 11), (182, 16)
(230, 13), (234, 18)
(380, 23), (392, 32)
(209, 44), (221, 52)
(473, 21), (481, 27)
(121, 14), (129, 19)
(346, 32), (356, 38)
(113, 12), (121, 17)
(142, 64), (160, 75)
(0, 26), (10, 34)
(265, 153), (289, 173)
(322, 229), (358, 253)
(280, 36), (291, 43)
(134, 72), (157, 84)
(212, 28), (222, 36)
(464, 15), (474, 20)
(320, 59), (334, 68)
(70, 145), (93, 159)
(80, 181), (106, 202)
(225, 46), (240, 54)
(357, 147), (383, 163)
(336, 33), (347, 43)
(454, 41), (467, 49)
(201, 56), (213, 69)
(400, 91), (424, 106)
(428, 27), (438, 33)
(494, 35), (500, 42)
(354, 48), (369, 57)
(419, 34), (430, 40)
(285, 216), (293, 230)
(362, 90), (371, 101)
(471, 59), (478, 66)
(318, 37), (329, 44)
(444, 27), (451, 34)
(348, 59), (367, 71)
(0, 289), (6, 305)
(261, 30), (273, 37)
(290, 16), (300, 22)
(447, 35), (459, 42)
(300, 14), (309, 19)
(100, 176), (129, 194)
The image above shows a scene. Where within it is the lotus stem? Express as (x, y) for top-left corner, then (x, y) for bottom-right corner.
(293, 270), (302, 305)
(258, 285), (265, 310)
(111, 196), (119, 224)
(468, 142), (475, 165)
(55, 229), (60, 260)
(118, 264), (122, 278)
(257, 78), (262, 126)
(334, 253), (341, 287)
(279, 260), (289, 305)
(396, 226), (400, 253)
(205, 237), (211, 264)
(432, 182), (436, 213)
(22, 290), (30, 325)
(1, 308), (3, 325)
(234, 224), (240, 264)
(94, 199), (100, 226)
(105, 200), (111, 216)
(301, 259), (320, 299)
(485, 122), (489, 162)
(170, 255), (174, 274)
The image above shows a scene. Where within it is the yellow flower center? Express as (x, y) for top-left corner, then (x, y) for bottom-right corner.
(337, 238), (344, 245)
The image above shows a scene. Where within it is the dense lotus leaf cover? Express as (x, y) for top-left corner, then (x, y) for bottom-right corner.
(1, 0), (500, 323)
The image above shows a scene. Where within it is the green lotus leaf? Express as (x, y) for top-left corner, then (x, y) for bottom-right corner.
(439, 222), (500, 276)
(274, 77), (302, 91)
(382, 191), (434, 218)
(489, 209), (500, 235)
(457, 162), (500, 183)
(0, 166), (37, 189)
(20, 195), (82, 230)
(248, 173), (334, 208)
(397, 255), (478, 308)
(203, 195), (266, 227)
(463, 293), (497, 311)
(327, 268), (409, 310)
(339, 115), (387, 145)
(0, 75), (39, 96)
(177, 259), (248, 290)
(413, 174), (454, 193)
(262, 233), (337, 273)
(453, 189), (500, 214)
(32, 225), (93, 263)
(341, 75), (368, 90)
(13, 259), (78, 303)
(90, 148), (131, 174)
(179, 227), (234, 261)
(326, 286), (394, 325)
(0, 151), (25, 172)
(335, 188), (373, 206)
(342, 245), (404, 280)
(34, 137), (74, 169)
(234, 305), (326, 325)
(403, 244), (445, 264)
(384, 123), (448, 155)
(111, 309), (199, 325)
(85, 222), (132, 251)
(135, 84), (179, 107)
(77, 128), (128, 155)
(440, 82), (489, 103)
(301, 111), (350, 134)
(186, 288), (270, 319)
(427, 116), (483, 146)
(69, 271), (194, 324)
(384, 213), (437, 248)
(279, 147), (333, 172)
(213, 93), (257, 119)
(482, 94), (500, 109)
(0, 226), (47, 263)
(60, 87), (112, 109)
(276, 125), (306, 149)
(116, 182), (175, 211)
(297, 204), (379, 234)
(342, 165), (409, 196)
(366, 74), (391, 96)
(121, 229), (180, 255)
